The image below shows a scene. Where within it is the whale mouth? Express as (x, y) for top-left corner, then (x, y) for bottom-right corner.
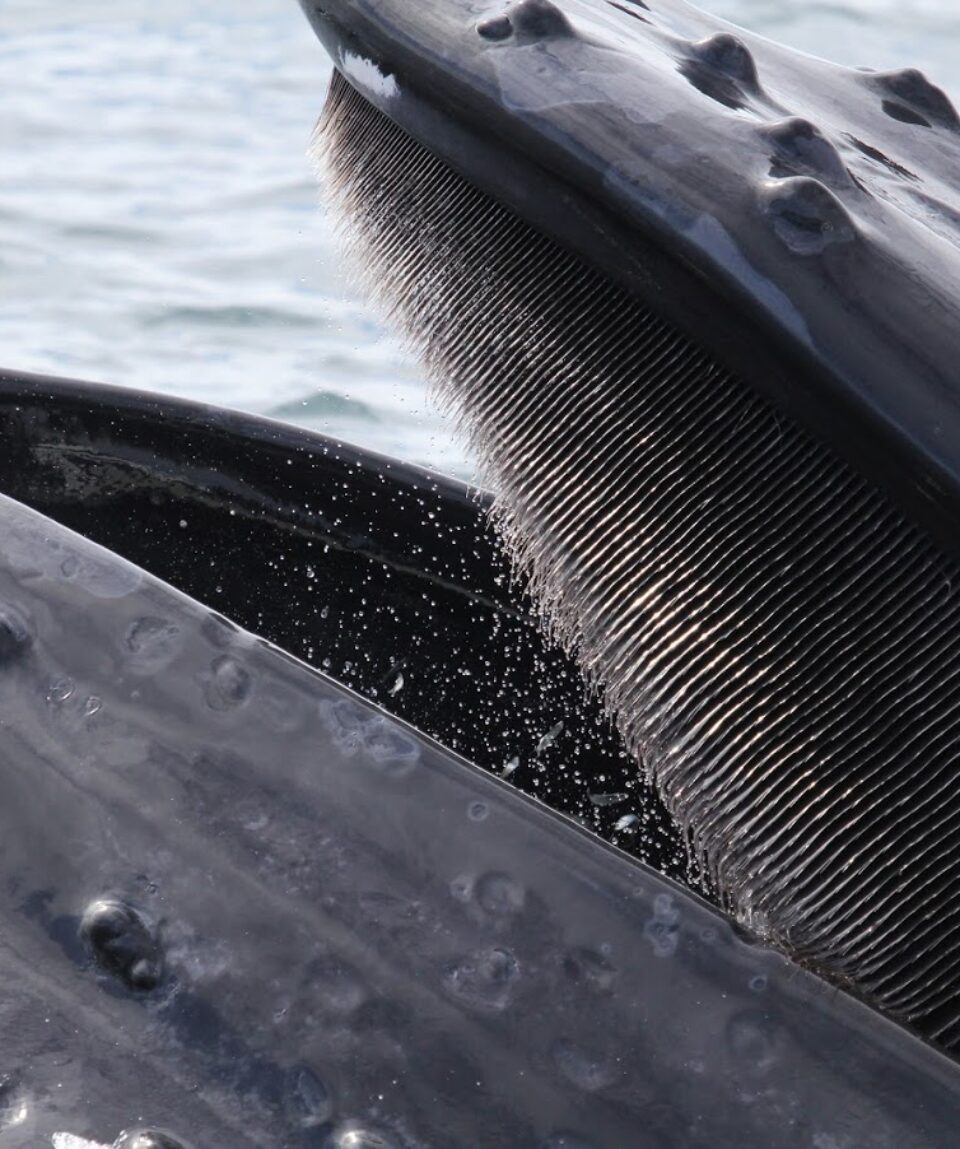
(306, 2), (960, 1051)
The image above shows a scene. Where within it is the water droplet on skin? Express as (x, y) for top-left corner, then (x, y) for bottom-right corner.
(468, 801), (489, 822)
(80, 898), (163, 992)
(749, 974), (768, 993)
(84, 696), (103, 718)
(328, 1121), (402, 1149)
(46, 676), (75, 704)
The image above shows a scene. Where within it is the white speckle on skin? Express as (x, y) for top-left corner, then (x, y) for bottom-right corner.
(341, 51), (399, 100)
(52, 1134), (109, 1149)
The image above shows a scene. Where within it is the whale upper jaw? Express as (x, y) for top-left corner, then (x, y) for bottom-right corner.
(301, 0), (960, 550)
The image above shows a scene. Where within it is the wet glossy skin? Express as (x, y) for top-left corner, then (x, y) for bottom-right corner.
(298, 0), (960, 557)
(0, 368), (685, 872)
(5, 1), (960, 1133)
(0, 404), (957, 1144)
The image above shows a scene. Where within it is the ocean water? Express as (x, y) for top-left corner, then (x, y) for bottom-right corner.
(1, 0), (957, 479)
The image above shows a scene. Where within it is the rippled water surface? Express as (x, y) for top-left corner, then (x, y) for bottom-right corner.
(1, 0), (957, 477)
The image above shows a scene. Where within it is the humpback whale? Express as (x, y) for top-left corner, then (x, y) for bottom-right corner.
(1, 0), (960, 1140)
(299, 0), (960, 1050)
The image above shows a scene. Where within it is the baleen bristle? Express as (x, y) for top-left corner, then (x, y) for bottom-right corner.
(314, 69), (960, 1048)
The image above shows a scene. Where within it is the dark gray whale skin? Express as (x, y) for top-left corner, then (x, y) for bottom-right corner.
(297, 0), (960, 558)
(0, 367), (686, 871)
(0, 476), (958, 1146)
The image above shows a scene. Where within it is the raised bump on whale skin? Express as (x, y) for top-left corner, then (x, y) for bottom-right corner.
(688, 33), (759, 88)
(80, 897), (165, 993)
(760, 177), (859, 256)
(478, 0), (576, 42)
(761, 118), (854, 190)
(863, 68), (959, 131)
(679, 33), (761, 111)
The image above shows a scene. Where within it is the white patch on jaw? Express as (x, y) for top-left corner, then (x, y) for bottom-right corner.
(52, 1134), (110, 1149)
(340, 50), (399, 100)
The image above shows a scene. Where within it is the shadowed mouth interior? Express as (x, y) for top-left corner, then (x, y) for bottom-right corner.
(315, 68), (960, 1052)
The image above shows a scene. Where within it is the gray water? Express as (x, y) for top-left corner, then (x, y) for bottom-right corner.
(2, 0), (957, 478)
